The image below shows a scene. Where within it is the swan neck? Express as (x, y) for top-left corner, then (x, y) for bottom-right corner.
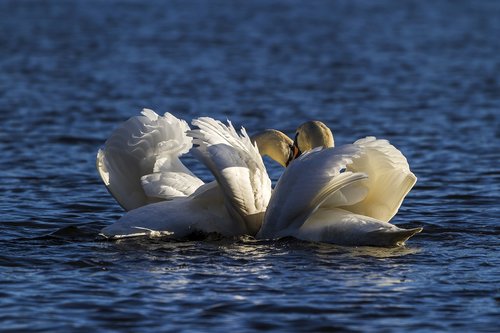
(251, 130), (293, 167)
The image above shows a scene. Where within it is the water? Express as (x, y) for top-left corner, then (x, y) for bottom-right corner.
(1, 0), (499, 331)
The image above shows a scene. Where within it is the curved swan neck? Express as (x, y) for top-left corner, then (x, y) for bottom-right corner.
(251, 129), (293, 167)
(295, 121), (334, 153)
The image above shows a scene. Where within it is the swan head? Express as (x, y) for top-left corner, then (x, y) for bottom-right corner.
(251, 129), (294, 167)
(292, 121), (334, 159)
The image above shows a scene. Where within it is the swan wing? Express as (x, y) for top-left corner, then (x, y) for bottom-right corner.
(259, 145), (368, 238)
(188, 117), (272, 235)
(339, 137), (417, 222)
(96, 109), (203, 211)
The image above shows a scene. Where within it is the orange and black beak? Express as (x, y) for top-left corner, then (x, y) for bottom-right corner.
(292, 132), (302, 159)
(285, 140), (302, 167)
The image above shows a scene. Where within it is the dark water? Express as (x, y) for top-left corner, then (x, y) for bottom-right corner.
(1, 0), (499, 331)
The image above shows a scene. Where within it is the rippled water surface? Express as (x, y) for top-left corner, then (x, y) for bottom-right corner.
(1, 0), (499, 331)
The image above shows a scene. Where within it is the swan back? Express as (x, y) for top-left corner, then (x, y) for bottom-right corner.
(259, 144), (367, 238)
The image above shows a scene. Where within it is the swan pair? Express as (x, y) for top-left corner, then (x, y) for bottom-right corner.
(97, 109), (421, 246)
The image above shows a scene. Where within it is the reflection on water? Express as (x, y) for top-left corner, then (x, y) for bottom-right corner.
(1, 0), (499, 331)
(339, 245), (421, 258)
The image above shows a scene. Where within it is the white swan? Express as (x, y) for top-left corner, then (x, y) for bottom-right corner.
(257, 121), (422, 246)
(97, 109), (278, 239)
(97, 111), (421, 246)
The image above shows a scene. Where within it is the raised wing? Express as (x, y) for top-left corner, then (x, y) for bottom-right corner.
(340, 137), (417, 222)
(187, 118), (272, 235)
(258, 145), (368, 238)
(96, 109), (203, 211)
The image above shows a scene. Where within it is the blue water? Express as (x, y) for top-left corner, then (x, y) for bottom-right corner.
(1, 0), (499, 331)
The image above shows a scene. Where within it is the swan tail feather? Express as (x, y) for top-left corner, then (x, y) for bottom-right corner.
(296, 208), (423, 247)
(369, 227), (423, 247)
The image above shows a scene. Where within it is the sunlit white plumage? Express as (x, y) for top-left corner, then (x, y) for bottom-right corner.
(97, 113), (420, 246)
(258, 122), (421, 246)
(98, 111), (271, 239)
(187, 117), (271, 235)
(96, 109), (203, 211)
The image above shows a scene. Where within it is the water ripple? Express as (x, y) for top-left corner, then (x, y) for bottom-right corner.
(1, 0), (499, 332)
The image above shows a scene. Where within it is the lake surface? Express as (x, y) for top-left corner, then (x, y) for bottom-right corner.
(1, 0), (499, 331)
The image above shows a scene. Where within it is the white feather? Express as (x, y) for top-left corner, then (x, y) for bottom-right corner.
(96, 109), (203, 211)
(297, 208), (422, 247)
(98, 114), (420, 246)
(100, 182), (248, 239)
(99, 114), (272, 239)
(187, 118), (272, 235)
(258, 138), (420, 246)
(341, 137), (417, 222)
(259, 144), (367, 238)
